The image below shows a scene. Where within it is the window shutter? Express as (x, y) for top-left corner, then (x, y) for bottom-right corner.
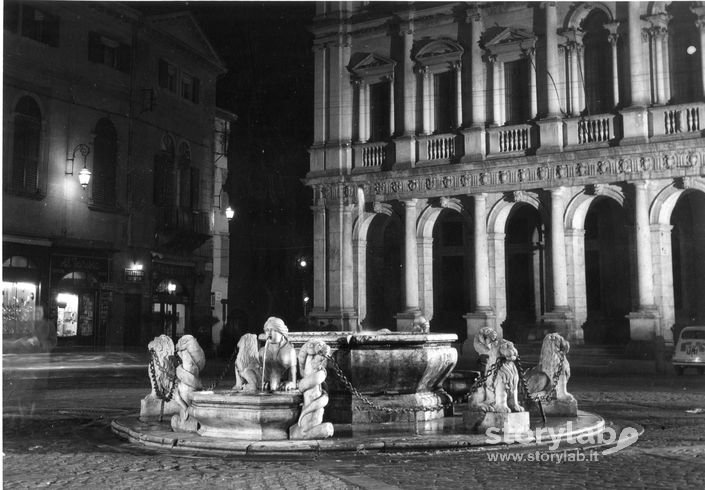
(118, 43), (131, 73)
(158, 59), (168, 88)
(88, 32), (102, 62)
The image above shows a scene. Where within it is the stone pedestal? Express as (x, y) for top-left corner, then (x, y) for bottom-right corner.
(395, 310), (421, 332)
(139, 396), (180, 421)
(536, 117), (565, 154)
(464, 410), (531, 436)
(459, 310), (497, 370)
(620, 106), (649, 144)
(392, 135), (417, 169)
(459, 126), (486, 162)
(627, 308), (661, 342)
(530, 398), (578, 418)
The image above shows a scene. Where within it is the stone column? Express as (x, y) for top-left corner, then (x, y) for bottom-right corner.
(694, 9), (705, 98)
(354, 236), (368, 331)
(606, 22), (620, 107)
(455, 61), (463, 128)
(525, 48), (538, 119)
(394, 21), (417, 167)
(566, 228), (587, 334)
(545, 2), (561, 117)
(313, 44), (327, 144)
(397, 199), (421, 330)
(491, 57), (502, 126)
(568, 40), (581, 115)
(622, 2), (650, 143)
(537, 2), (565, 153)
(325, 34), (353, 169)
(627, 181), (661, 344)
(421, 67), (433, 135)
(311, 196), (327, 317)
(388, 75), (395, 136)
(461, 8), (487, 161)
(355, 80), (365, 143)
(488, 232), (507, 334)
(543, 187), (574, 340)
(652, 223), (675, 344)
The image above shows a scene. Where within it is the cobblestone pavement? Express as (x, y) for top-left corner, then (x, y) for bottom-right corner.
(3, 368), (705, 489)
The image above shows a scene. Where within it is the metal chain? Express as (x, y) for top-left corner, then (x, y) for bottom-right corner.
(324, 354), (505, 413)
(205, 345), (240, 391)
(516, 352), (565, 403)
(149, 349), (178, 403)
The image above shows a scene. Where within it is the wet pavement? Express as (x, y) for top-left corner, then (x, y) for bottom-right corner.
(3, 351), (705, 489)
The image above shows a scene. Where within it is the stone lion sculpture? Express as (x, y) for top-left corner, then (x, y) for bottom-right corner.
(525, 332), (575, 404)
(490, 339), (524, 413)
(233, 333), (262, 392)
(171, 335), (206, 432)
(260, 317), (297, 391)
(289, 339), (334, 440)
(140, 335), (180, 420)
(468, 327), (501, 411)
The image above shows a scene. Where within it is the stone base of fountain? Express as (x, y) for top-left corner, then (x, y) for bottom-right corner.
(530, 398), (578, 417)
(190, 390), (302, 440)
(139, 396), (180, 421)
(331, 392), (449, 424)
(464, 410), (531, 436)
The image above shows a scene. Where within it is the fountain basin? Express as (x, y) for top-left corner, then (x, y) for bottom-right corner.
(288, 331), (458, 424)
(190, 390), (302, 440)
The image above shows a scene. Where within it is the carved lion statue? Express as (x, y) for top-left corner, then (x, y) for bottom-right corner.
(490, 339), (524, 413)
(527, 332), (574, 403)
(233, 333), (262, 392)
(147, 334), (176, 399)
(468, 327), (501, 411)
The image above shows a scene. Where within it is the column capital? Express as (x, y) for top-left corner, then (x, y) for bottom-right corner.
(402, 198), (418, 207)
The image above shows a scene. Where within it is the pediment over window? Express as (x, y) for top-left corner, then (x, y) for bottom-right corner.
(349, 53), (396, 81)
(414, 39), (463, 71)
(483, 27), (536, 60)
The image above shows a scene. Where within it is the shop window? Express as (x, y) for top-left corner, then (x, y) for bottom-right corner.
(2, 280), (38, 336)
(88, 32), (131, 73)
(91, 118), (118, 207)
(5, 1), (60, 47)
(55, 272), (97, 339)
(11, 96), (42, 196)
(582, 9), (613, 114)
(504, 58), (531, 124)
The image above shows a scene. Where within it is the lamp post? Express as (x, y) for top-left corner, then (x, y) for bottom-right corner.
(66, 143), (91, 189)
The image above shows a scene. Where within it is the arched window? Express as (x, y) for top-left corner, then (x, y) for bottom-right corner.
(668, 3), (702, 103)
(92, 118), (117, 206)
(582, 9), (613, 114)
(12, 96), (42, 194)
(153, 135), (176, 206)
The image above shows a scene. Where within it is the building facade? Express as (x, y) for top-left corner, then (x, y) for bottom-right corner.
(306, 1), (705, 357)
(3, 1), (229, 349)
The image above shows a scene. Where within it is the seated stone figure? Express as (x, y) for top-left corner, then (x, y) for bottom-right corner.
(468, 327), (500, 411)
(524, 332), (577, 416)
(171, 334), (206, 432)
(260, 317), (297, 391)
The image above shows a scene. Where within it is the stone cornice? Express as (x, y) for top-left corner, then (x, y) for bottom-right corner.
(306, 143), (705, 203)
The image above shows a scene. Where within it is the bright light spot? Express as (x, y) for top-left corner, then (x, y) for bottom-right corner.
(687, 45), (697, 55)
(303, 296), (310, 303)
(299, 259), (307, 268)
(167, 282), (176, 293)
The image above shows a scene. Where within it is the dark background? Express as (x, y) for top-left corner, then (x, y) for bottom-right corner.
(136, 1), (316, 345)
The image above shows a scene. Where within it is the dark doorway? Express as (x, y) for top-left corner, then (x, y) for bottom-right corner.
(584, 198), (631, 344)
(504, 204), (544, 342)
(432, 210), (472, 342)
(366, 215), (402, 329)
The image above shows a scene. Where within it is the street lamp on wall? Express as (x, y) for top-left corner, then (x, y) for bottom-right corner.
(66, 143), (91, 189)
(225, 206), (235, 221)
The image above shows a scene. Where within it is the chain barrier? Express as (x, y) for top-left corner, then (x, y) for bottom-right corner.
(149, 348), (179, 403)
(324, 353), (505, 414)
(516, 352), (565, 404)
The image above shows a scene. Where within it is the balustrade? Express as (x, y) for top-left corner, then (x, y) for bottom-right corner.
(652, 103), (704, 136)
(487, 124), (534, 156)
(353, 141), (387, 169)
(417, 134), (455, 162)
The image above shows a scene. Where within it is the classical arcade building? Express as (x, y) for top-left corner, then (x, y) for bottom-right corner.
(305, 1), (705, 355)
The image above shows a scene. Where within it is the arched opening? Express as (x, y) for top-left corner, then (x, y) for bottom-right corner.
(432, 209), (472, 342)
(668, 2), (702, 103)
(92, 118), (117, 206)
(504, 204), (544, 342)
(671, 191), (705, 330)
(365, 214), (402, 329)
(12, 96), (42, 194)
(583, 198), (631, 344)
(582, 9), (613, 114)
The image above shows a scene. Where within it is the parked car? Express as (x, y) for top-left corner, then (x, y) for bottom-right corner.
(672, 326), (705, 375)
